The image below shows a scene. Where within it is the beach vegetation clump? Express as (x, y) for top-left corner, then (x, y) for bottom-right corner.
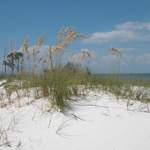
(0, 26), (150, 114)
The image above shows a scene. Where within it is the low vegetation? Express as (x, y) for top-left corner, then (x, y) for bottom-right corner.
(0, 26), (150, 114)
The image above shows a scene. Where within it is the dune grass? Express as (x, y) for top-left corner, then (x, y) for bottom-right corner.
(0, 26), (150, 113)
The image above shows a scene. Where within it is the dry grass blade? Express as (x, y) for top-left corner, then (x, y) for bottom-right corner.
(36, 33), (46, 48)
(9, 38), (12, 52)
(23, 36), (29, 54)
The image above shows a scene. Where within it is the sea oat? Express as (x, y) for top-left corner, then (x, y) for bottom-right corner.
(34, 50), (40, 56)
(39, 58), (43, 62)
(51, 46), (63, 54)
(36, 33), (46, 48)
(57, 26), (88, 50)
(23, 36), (29, 54)
(81, 53), (85, 62)
(116, 49), (123, 58)
(42, 59), (47, 63)
(20, 58), (24, 64)
(72, 34), (88, 43)
(34, 62), (37, 68)
(26, 53), (31, 61)
(73, 55), (77, 62)
(57, 27), (64, 44)
(71, 52), (73, 58)
(13, 44), (17, 58)
(9, 38), (12, 52)
(107, 44), (118, 55)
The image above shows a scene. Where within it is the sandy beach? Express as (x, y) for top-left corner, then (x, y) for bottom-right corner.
(0, 81), (150, 150)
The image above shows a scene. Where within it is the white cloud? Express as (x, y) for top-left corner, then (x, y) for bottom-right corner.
(81, 48), (89, 52)
(121, 62), (129, 66)
(116, 21), (150, 30)
(82, 21), (150, 44)
(134, 53), (150, 64)
(122, 54), (134, 61)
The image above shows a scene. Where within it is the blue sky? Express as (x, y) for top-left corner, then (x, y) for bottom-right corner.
(0, 0), (150, 73)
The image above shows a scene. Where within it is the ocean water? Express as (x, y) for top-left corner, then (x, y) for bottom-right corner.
(94, 73), (150, 82)
(119, 73), (150, 82)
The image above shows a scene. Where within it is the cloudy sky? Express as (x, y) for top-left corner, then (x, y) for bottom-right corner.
(0, 0), (150, 73)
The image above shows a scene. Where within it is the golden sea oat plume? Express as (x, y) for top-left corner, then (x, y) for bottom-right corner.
(107, 44), (118, 55)
(42, 59), (47, 63)
(33, 50), (40, 57)
(50, 46), (63, 54)
(9, 38), (12, 52)
(73, 55), (77, 62)
(38, 58), (43, 62)
(26, 53), (31, 61)
(36, 33), (46, 48)
(71, 52), (73, 58)
(23, 36), (29, 54)
(57, 26), (88, 50)
(81, 50), (92, 61)
(34, 62), (37, 68)
(116, 49), (123, 58)
(72, 34), (89, 43)
(20, 58), (24, 64)
(81, 53), (85, 62)
(63, 26), (76, 39)
(57, 26), (64, 44)
(38, 58), (47, 63)
(13, 44), (17, 58)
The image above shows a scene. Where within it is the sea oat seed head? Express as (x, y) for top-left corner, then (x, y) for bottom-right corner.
(36, 33), (46, 48)
(13, 44), (17, 58)
(116, 49), (123, 58)
(73, 55), (77, 62)
(9, 38), (12, 52)
(26, 53), (31, 61)
(43, 59), (47, 63)
(81, 53), (85, 62)
(71, 52), (73, 58)
(23, 36), (29, 54)
(20, 58), (24, 64)
(34, 50), (40, 56)
(39, 58), (43, 62)
(34, 62), (37, 68)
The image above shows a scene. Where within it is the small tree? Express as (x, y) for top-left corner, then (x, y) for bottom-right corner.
(3, 53), (15, 74)
(14, 52), (23, 73)
(2, 52), (23, 75)
(64, 62), (85, 74)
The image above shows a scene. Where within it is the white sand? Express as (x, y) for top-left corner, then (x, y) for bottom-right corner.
(0, 81), (150, 150)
